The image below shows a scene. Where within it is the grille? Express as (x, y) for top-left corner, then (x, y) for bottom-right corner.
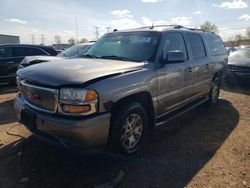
(227, 65), (250, 73)
(20, 81), (58, 113)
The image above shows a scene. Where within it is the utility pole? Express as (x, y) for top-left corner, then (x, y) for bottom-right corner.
(40, 34), (45, 44)
(30, 34), (35, 44)
(106, 27), (111, 33)
(93, 26), (100, 40)
(75, 16), (78, 44)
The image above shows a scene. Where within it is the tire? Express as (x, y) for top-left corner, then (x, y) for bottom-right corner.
(108, 102), (148, 154)
(208, 76), (220, 107)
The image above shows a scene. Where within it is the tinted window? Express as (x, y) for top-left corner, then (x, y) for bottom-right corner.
(58, 44), (90, 57)
(163, 33), (187, 59)
(13, 47), (46, 57)
(42, 47), (58, 56)
(187, 33), (206, 59)
(0, 47), (12, 58)
(204, 33), (226, 56)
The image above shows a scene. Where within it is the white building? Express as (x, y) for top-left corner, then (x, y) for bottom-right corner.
(0, 34), (20, 44)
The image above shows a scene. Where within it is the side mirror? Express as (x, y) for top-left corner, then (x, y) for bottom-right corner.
(165, 50), (186, 63)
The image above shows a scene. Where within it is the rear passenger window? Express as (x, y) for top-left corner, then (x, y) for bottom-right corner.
(29, 48), (47, 55)
(163, 33), (187, 60)
(187, 33), (206, 59)
(13, 47), (46, 57)
(204, 33), (226, 56)
(0, 47), (12, 58)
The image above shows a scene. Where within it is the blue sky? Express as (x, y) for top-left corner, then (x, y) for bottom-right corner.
(0, 0), (250, 44)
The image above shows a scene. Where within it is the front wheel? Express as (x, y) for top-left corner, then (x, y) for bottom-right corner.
(108, 102), (148, 154)
(208, 77), (220, 106)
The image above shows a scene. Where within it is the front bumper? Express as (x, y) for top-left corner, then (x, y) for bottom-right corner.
(223, 71), (250, 85)
(14, 96), (111, 150)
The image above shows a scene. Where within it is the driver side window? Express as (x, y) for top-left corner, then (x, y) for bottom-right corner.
(163, 33), (187, 60)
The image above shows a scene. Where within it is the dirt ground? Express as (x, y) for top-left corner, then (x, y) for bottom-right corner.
(0, 84), (249, 188)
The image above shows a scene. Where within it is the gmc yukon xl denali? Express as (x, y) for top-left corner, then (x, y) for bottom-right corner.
(14, 25), (227, 154)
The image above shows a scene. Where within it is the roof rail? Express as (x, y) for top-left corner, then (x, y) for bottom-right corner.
(135, 25), (183, 30)
(133, 25), (215, 33)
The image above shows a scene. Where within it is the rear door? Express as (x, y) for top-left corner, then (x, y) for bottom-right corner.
(203, 33), (227, 79)
(157, 32), (190, 115)
(185, 32), (210, 97)
(0, 46), (14, 77)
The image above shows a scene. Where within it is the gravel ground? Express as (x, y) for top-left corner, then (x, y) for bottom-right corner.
(0, 84), (249, 188)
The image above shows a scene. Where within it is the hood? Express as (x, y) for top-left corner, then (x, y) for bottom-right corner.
(21, 56), (64, 66)
(17, 58), (144, 87)
(228, 58), (250, 67)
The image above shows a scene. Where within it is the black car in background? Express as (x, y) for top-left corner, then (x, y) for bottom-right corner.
(224, 48), (250, 85)
(18, 42), (95, 69)
(0, 44), (58, 84)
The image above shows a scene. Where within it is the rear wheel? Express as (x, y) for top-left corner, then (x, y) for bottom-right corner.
(108, 102), (148, 154)
(208, 76), (220, 106)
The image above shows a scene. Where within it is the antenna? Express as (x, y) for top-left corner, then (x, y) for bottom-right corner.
(150, 21), (154, 29)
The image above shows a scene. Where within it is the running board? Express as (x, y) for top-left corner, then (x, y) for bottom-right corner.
(156, 96), (209, 127)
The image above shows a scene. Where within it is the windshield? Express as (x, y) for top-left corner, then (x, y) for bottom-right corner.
(85, 32), (160, 62)
(229, 49), (250, 59)
(57, 44), (90, 57)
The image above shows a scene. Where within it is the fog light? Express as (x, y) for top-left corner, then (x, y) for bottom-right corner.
(62, 104), (91, 114)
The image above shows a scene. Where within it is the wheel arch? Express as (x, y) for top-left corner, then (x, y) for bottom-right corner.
(110, 92), (156, 130)
(212, 70), (223, 85)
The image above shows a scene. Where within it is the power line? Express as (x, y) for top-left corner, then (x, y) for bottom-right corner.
(40, 34), (45, 44)
(30, 34), (35, 44)
(106, 27), (111, 33)
(93, 26), (100, 40)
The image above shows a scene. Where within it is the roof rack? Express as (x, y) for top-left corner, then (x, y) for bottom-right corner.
(133, 25), (214, 33)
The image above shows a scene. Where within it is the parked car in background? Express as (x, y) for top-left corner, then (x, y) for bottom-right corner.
(239, 45), (250, 49)
(55, 49), (63, 53)
(226, 47), (238, 55)
(224, 48), (250, 85)
(18, 42), (95, 69)
(15, 26), (227, 154)
(0, 44), (58, 84)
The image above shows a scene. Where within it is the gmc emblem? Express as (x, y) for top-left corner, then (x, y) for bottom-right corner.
(27, 92), (40, 102)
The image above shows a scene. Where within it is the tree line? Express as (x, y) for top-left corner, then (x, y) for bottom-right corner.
(54, 35), (88, 45)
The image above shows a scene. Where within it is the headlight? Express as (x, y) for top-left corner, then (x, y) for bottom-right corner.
(59, 88), (98, 115)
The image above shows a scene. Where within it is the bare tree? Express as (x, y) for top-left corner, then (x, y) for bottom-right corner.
(54, 35), (61, 44)
(68, 38), (75, 45)
(200, 21), (218, 33)
(234, 34), (242, 46)
(80, 38), (88, 43)
(246, 27), (250, 39)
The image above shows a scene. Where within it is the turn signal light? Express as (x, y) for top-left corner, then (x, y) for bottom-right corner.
(62, 104), (91, 114)
(85, 90), (97, 102)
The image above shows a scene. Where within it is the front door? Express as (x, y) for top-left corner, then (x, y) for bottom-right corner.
(157, 32), (190, 116)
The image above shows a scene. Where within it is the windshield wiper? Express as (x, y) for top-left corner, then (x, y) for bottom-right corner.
(99, 55), (133, 61)
(82, 54), (98, 58)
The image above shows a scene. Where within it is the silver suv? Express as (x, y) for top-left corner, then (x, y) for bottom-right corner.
(14, 25), (227, 154)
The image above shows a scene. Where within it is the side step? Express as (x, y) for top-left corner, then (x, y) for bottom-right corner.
(156, 96), (209, 127)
